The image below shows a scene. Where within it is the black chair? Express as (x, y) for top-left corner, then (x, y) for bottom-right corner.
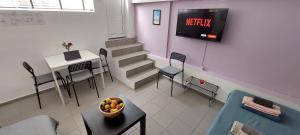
(23, 61), (70, 109)
(66, 61), (99, 106)
(92, 48), (113, 82)
(156, 52), (186, 97)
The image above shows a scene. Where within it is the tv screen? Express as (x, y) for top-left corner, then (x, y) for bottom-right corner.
(176, 8), (229, 42)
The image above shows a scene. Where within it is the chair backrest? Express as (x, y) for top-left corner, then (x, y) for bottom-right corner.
(68, 61), (92, 73)
(99, 48), (108, 58)
(169, 52), (186, 70)
(23, 61), (37, 84)
(23, 61), (35, 77)
(170, 52), (186, 63)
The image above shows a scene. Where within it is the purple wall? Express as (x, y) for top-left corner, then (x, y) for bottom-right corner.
(135, 0), (300, 104)
(135, 2), (171, 58)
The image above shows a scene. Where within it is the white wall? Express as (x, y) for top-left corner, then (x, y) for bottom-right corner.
(0, 0), (114, 103)
(125, 0), (136, 38)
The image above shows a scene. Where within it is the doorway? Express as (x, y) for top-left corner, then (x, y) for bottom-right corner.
(105, 0), (126, 39)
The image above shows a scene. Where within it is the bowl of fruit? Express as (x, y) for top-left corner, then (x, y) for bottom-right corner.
(99, 97), (125, 118)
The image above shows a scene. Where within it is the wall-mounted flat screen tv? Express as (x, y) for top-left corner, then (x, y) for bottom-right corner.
(176, 8), (229, 42)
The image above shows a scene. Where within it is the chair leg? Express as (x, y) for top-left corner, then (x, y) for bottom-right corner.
(61, 79), (66, 89)
(61, 79), (67, 89)
(72, 83), (80, 106)
(104, 71), (108, 77)
(35, 85), (42, 109)
(87, 79), (92, 88)
(66, 78), (71, 98)
(92, 78), (95, 89)
(61, 79), (71, 98)
(182, 72), (184, 88)
(92, 77), (100, 98)
(171, 78), (174, 97)
(107, 65), (114, 82)
(156, 73), (160, 88)
(104, 67), (108, 77)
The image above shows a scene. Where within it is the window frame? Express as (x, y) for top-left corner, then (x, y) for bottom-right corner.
(0, 0), (95, 12)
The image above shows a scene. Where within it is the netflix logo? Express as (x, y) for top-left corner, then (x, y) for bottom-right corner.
(185, 18), (212, 28)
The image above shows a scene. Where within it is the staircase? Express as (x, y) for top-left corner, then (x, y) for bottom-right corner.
(105, 38), (158, 89)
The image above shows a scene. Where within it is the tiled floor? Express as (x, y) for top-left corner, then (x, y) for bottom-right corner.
(0, 75), (223, 135)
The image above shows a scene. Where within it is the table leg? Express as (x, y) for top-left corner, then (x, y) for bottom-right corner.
(83, 118), (92, 135)
(51, 70), (65, 105)
(140, 116), (146, 135)
(98, 58), (106, 88)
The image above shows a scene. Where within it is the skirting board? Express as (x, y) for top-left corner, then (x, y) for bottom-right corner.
(0, 88), (54, 107)
(148, 54), (300, 111)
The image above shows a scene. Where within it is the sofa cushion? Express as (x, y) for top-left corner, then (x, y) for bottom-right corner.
(0, 115), (58, 135)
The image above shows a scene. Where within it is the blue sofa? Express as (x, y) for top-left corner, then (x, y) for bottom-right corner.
(206, 90), (300, 135)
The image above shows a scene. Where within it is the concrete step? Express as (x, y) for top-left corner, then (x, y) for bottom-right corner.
(114, 51), (149, 67)
(121, 59), (154, 77)
(109, 43), (143, 57)
(105, 37), (159, 90)
(105, 38), (136, 48)
(129, 68), (159, 89)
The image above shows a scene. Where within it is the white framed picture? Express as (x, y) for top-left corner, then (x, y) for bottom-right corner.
(153, 9), (161, 25)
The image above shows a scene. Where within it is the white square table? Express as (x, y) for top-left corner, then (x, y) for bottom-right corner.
(44, 50), (105, 105)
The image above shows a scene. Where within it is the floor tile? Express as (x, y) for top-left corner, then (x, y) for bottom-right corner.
(146, 117), (164, 135)
(59, 129), (82, 135)
(177, 105), (209, 128)
(56, 116), (78, 135)
(0, 76), (223, 135)
(166, 119), (194, 135)
(150, 93), (173, 108)
(139, 102), (161, 117)
(153, 109), (176, 128)
(129, 117), (164, 135)
(192, 105), (220, 135)
(131, 94), (150, 107)
(163, 99), (188, 117)
(161, 130), (173, 135)
(140, 88), (161, 100)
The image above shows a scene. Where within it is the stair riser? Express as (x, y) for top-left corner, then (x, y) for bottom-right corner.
(134, 72), (157, 89)
(112, 45), (143, 57)
(106, 38), (137, 48)
(126, 62), (154, 77)
(119, 55), (147, 67)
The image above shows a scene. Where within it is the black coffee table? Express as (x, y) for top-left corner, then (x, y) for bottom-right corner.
(81, 98), (146, 135)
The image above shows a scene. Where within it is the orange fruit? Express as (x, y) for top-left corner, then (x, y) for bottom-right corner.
(110, 103), (116, 109)
(111, 100), (118, 105)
